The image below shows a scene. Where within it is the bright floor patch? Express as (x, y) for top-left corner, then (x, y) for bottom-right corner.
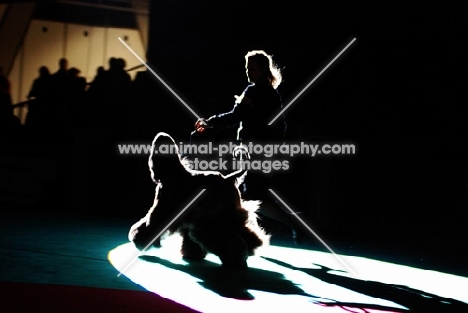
(109, 235), (468, 313)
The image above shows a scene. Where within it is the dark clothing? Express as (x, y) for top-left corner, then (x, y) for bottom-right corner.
(208, 81), (287, 201)
(209, 81), (287, 144)
(28, 75), (53, 100)
(0, 73), (16, 129)
(26, 74), (54, 128)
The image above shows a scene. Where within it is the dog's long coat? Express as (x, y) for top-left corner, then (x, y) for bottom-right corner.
(128, 132), (269, 268)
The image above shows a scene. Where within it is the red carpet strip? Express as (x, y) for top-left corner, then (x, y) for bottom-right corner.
(0, 281), (200, 313)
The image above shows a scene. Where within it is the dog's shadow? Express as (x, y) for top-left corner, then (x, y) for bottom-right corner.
(262, 257), (468, 313)
(139, 254), (316, 300)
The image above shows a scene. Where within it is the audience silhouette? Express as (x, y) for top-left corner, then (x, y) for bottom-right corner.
(26, 66), (53, 130)
(0, 65), (21, 135)
(49, 58), (72, 130)
(68, 67), (88, 127)
(13, 57), (137, 135)
(87, 57), (132, 131)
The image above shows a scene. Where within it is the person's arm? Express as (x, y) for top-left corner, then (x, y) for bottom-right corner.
(195, 87), (252, 132)
(209, 98), (248, 126)
(194, 103), (243, 132)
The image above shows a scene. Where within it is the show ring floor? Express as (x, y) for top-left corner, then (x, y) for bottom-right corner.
(109, 233), (468, 313)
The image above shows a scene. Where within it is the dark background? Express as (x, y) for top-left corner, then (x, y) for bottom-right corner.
(140, 1), (468, 242)
(2, 1), (468, 245)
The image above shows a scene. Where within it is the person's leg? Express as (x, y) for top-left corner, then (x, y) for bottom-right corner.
(256, 197), (308, 245)
(241, 171), (307, 244)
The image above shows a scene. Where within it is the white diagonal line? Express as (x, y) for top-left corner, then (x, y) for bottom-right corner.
(118, 37), (201, 120)
(268, 38), (356, 125)
(117, 189), (206, 277)
(268, 189), (358, 277)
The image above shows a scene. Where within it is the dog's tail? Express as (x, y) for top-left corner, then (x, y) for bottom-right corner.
(241, 200), (270, 255)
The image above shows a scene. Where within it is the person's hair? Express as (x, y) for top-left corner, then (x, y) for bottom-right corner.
(59, 58), (68, 68)
(69, 67), (81, 76)
(39, 66), (49, 76)
(245, 50), (282, 89)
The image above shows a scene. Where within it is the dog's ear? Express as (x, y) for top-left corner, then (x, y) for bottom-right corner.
(148, 132), (184, 182)
(150, 132), (179, 152)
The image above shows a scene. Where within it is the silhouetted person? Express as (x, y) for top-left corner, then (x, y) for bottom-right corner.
(26, 66), (53, 129)
(50, 58), (72, 129)
(87, 66), (105, 95)
(0, 65), (21, 133)
(196, 50), (286, 143)
(53, 58), (70, 79)
(195, 50), (306, 244)
(68, 67), (87, 127)
(87, 57), (132, 132)
(107, 57), (132, 102)
(0, 65), (13, 113)
(86, 66), (107, 127)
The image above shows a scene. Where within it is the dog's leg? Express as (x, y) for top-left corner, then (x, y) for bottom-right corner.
(217, 234), (249, 269)
(241, 200), (270, 254)
(180, 228), (207, 260)
(241, 227), (268, 256)
(195, 230), (249, 269)
(128, 217), (162, 250)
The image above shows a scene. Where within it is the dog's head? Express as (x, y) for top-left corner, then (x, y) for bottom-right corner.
(148, 132), (189, 184)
